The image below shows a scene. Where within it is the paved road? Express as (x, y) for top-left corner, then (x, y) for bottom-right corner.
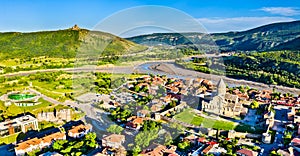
(0, 144), (14, 156)
(241, 109), (258, 126)
(64, 100), (114, 132)
(259, 106), (287, 156)
(28, 88), (61, 105)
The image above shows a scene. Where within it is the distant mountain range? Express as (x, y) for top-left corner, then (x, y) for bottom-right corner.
(127, 20), (300, 52)
(0, 21), (299, 60)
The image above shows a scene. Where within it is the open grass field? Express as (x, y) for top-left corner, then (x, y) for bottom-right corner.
(174, 108), (236, 130)
(0, 98), (54, 117)
(174, 108), (264, 133)
(0, 97), (72, 120)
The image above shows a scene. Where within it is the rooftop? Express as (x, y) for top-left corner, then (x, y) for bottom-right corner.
(102, 134), (125, 143)
(15, 131), (66, 151)
(237, 148), (257, 156)
(68, 124), (91, 134)
(0, 115), (37, 130)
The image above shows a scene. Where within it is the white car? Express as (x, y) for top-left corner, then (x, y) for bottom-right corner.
(260, 148), (264, 155)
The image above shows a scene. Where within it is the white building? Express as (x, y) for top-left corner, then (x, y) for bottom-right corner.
(0, 115), (38, 137)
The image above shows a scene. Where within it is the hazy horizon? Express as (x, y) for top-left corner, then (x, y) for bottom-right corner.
(1, 0), (299, 37)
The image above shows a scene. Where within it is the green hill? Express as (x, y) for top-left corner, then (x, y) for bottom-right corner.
(0, 26), (146, 60)
(127, 20), (300, 52)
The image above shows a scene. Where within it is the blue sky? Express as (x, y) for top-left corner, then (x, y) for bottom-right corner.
(0, 0), (299, 35)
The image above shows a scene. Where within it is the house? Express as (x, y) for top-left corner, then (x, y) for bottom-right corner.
(201, 79), (213, 88)
(291, 138), (300, 152)
(169, 86), (180, 94)
(288, 108), (300, 124)
(255, 90), (272, 102)
(68, 124), (92, 138)
(184, 134), (198, 145)
(201, 144), (215, 155)
(141, 75), (151, 81)
(207, 145), (227, 156)
(277, 149), (291, 156)
(140, 144), (178, 156)
(99, 147), (127, 156)
(137, 110), (150, 118)
(197, 137), (207, 145)
(237, 148), (258, 156)
(102, 134), (125, 149)
(15, 138), (41, 156)
(152, 76), (165, 86)
(15, 132), (66, 156)
(151, 103), (164, 112)
(41, 132), (66, 148)
(0, 115), (38, 137)
(126, 116), (144, 130)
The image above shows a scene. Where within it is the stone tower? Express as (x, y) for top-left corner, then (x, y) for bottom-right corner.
(216, 78), (226, 96)
(71, 24), (80, 31)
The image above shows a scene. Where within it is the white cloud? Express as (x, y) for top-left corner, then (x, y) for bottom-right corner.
(197, 16), (295, 33)
(259, 7), (300, 16)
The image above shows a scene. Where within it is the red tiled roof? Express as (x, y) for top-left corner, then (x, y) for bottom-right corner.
(202, 144), (214, 154)
(237, 149), (256, 156)
(292, 138), (300, 145)
(207, 141), (217, 145)
(198, 137), (206, 143)
(133, 117), (143, 124)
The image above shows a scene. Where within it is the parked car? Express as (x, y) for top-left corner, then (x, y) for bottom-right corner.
(260, 148), (264, 155)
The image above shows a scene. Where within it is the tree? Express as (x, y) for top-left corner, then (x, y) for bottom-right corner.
(85, 132), (97, 141)
(178, 141), (190, 151)
(132, 146), (141, 156)
(134, 86), (140, 92)
(170, 100), (177, 108)
(164, 133), (173, 145)
(106, 125), (124, 134)
(52, 140), (67, 151)
(250, 101), (259, 109)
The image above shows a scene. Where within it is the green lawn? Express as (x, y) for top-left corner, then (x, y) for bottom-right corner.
(174, 109), (236, 130)
(174, 109), (265, 133)
(0, 98), (61, 119)
(0, 133), (19, 144)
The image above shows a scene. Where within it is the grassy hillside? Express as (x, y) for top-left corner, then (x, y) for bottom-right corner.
(0, 28), (146, 60)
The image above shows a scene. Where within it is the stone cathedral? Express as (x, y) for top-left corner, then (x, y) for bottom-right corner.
(199, 79), (245, 117)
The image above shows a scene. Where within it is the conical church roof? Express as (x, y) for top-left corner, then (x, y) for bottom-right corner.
(217, 78), (226, 95)
(217, 78), (226, 89)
